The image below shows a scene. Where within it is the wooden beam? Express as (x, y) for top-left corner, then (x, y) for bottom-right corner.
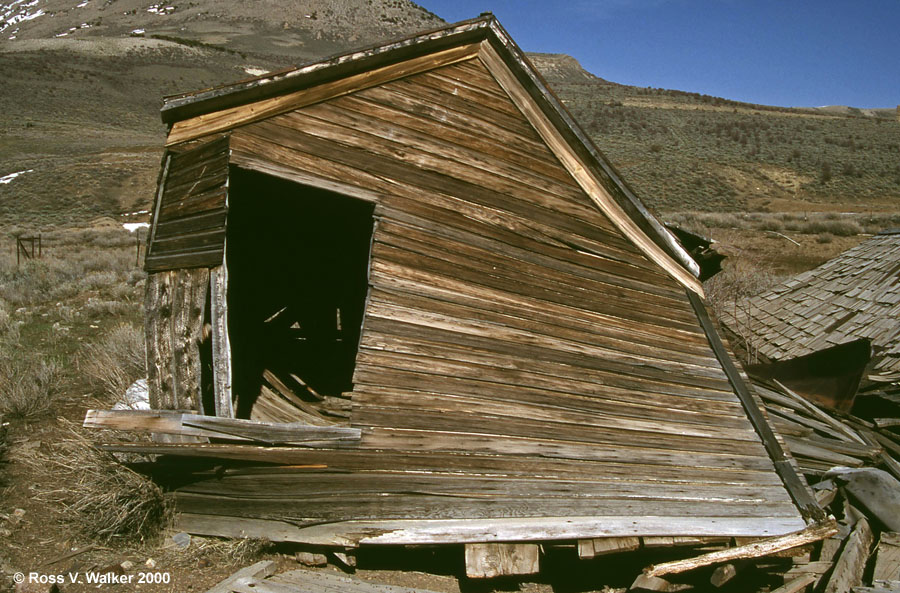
(464, 543), (539, 578)
(578, 536), (640, 559)
(176, 513), (809, 548)
(823, 517), (873, 593)
(644, 521), (837, 577)
(83, 409), (360, 445)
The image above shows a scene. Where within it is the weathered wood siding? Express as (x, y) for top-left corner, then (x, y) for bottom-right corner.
(145, 267), (210, 411)
(145, 135), (230, 272)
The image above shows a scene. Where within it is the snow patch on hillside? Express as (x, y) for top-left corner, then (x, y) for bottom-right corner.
(1, 0), (46, 33)
(0, 169), (34, 184)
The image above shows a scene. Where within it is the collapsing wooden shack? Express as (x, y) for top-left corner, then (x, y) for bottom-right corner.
(87, 15), (830, 563)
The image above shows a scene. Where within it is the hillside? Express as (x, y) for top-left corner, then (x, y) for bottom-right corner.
(1, 1), (898, 228)
(532, 53), (900, 213)
(0, 0), (444, 225)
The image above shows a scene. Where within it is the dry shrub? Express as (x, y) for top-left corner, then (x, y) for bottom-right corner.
(0, 415), (8, 467)
(27, 424), (170, 544)
(82, 323), (146, 402)
(800, 218), (863, 236)
(0, 355), (63, 420)
(704, 256), (784, 320)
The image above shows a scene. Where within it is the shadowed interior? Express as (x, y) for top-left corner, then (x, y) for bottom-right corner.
(225, 167), (374, 418)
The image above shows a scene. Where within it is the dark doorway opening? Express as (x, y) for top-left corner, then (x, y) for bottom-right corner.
(226, 168), (374, 421)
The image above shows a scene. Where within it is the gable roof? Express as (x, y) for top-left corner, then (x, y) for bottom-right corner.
(159, 14), (704, 294)
(727, 230), (900, 383)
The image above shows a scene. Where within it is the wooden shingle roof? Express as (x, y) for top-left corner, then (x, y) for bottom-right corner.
(728, 230), (900, 381)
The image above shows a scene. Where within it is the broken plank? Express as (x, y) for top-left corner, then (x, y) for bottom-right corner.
(578, 536), (641, 559)
(464, 543), (539, 578)
(823, 517), (873, 593)
(769, 574), (817, 593)
(630, 574), (691, 592)
(205, 560), (276, 593)
(270, 569), (445, 592)
(710, 563), (740, 588)
(642, 536), (730, 549)
(873, 533), (900, 582)
(644, 521), (837, 577)
(83, 409), (360, 445)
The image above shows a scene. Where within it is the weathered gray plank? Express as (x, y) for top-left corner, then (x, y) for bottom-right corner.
(823, 517), (874, 593)
(465, 543), (539, 578)
(210, 265), (234, 418)
(83, 409), (360, 444)
(205, 560), (275, 593)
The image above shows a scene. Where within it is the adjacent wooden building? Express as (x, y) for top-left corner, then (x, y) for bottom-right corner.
(94, 16), (826, 552)
(727, 230), (900, 386)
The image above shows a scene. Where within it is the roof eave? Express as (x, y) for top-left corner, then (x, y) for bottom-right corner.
(160, 16), (494, 125)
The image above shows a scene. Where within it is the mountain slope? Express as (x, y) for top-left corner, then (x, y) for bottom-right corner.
(1, 1), (898, 228)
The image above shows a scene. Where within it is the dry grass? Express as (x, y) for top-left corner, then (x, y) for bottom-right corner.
(665, 210), (900, 237)
(81, 322), (146, 403)
(25, 423), (170, 545)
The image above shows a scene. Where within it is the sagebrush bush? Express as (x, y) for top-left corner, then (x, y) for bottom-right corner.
(28, 426), (170, 544)
(0, 355), (63, 420)
(81, 323), (146, 402)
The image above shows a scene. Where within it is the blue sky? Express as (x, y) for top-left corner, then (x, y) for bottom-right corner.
(415, 0), (899, 109)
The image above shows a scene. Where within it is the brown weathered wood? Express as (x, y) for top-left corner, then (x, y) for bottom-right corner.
(464, 543), (539, 578)
(630, 574), (690, 592)
(260, 370), (333, 425)
(818, 536), (843, 562)
(823, 517), (873, 593)
(578, 537), (640, 559)
(873, 532), (900, 582)
(710, 563), (740, 587)
(645, 522), (837, 577)
(167, 44), (483, 145)
(769, 574), (817, 593)
(642, 536), (730, 549)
